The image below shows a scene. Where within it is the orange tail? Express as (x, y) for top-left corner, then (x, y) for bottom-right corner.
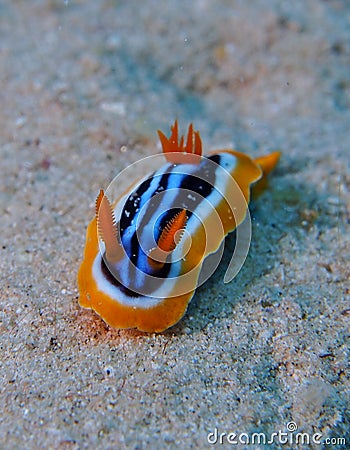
(252, 151), (281, 196)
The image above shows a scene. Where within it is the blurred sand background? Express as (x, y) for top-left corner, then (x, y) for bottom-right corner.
(0, 1), (349, 448)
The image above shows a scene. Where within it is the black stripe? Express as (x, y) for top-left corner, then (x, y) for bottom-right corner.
(120, 170), (172, 235)
(120, 169), (173, 268)
(100, 253), (172, 298)
(101, 256), (142, 297)
(153, 156), (220, 242)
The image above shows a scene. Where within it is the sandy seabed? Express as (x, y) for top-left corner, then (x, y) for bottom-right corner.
(0, 1), (349, 449)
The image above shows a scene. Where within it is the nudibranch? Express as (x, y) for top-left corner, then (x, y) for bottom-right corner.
(78, 121), (280, 332)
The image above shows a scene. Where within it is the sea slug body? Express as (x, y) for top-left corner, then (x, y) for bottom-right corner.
(78, 121), (280, 332)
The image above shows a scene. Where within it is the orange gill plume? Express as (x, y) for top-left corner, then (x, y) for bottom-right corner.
(157, 120), (202, 164)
